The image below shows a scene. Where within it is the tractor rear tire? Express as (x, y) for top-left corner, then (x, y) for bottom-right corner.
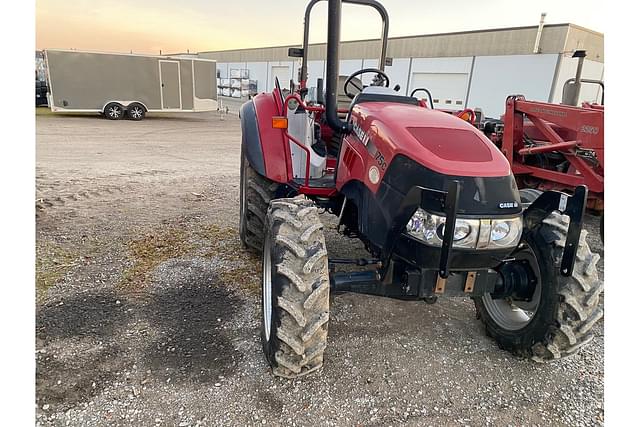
(474, 211), (603, 361)
(239, 153), (278, 253)
(261, 197), (330, 378)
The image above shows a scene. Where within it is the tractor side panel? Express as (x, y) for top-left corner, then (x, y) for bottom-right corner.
(335, 134), (367, 190)
(252, 92), (289, 183)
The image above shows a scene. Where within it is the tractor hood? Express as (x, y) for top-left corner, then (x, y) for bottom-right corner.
(350, 102), (511, 178)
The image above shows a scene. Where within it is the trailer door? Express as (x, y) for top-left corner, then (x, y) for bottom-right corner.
(159, 60), (182, 109)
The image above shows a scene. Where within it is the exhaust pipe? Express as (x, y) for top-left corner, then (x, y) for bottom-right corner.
(325, 0), (351, 134)
(533, 12), (546, 54)
(568, 49), (586, 106)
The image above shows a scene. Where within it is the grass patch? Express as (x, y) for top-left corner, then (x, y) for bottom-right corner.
(120, 228), (192, 289)
(119, 224), (259, 294)
(199, 225), (261, 294)
(36, 241), (77, 300)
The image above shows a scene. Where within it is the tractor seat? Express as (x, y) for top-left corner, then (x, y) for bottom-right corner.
(350, 86), (420, 109)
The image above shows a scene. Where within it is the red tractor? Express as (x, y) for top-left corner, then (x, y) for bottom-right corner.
(239, 0), (602, 378)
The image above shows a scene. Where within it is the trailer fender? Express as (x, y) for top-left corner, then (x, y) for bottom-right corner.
(239, 100), (266, 176)
(101, 100), (149, 112)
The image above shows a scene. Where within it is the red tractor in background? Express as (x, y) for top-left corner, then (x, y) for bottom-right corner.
(239, 0), (602, 378)
(480, 50), (604, 240)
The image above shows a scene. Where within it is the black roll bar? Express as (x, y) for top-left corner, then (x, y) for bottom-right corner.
(325, 0), (349, 133)
(300, 0), (390, 86)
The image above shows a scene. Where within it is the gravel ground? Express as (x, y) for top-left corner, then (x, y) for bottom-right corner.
(35, 108), (604, 426)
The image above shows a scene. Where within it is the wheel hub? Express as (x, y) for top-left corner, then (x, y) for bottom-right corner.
(492, 260), (537, 301)
(482, 243), (542, 331)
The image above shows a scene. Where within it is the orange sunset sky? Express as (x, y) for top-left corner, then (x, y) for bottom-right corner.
(36, 0), (604, 55)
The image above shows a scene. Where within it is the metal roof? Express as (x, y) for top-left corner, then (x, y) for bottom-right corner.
(198, 23), (603, 62)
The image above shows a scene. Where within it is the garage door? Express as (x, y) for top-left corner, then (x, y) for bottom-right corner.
(271, 66), (291, 91)
(410, 72), (468, 109)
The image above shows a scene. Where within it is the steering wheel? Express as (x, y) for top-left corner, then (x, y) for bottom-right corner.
(343, 68), (390, 99)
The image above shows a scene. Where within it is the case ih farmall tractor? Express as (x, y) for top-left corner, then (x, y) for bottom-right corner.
(239, 0), (602, 378)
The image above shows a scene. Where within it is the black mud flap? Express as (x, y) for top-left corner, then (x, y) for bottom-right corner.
(522, 185), (588, 276)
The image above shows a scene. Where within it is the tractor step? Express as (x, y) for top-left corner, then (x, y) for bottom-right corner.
(293, 175), (336, 188)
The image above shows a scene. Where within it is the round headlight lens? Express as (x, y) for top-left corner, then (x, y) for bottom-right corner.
(491, 221), (511, 241)
(454, 222), (471, 241)
(436, 220), (472, 241)
(488, 218), (522, 248)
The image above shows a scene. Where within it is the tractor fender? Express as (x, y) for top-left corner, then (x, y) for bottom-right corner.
(240, 100), (266, 176)
(240, 93), (290, 183)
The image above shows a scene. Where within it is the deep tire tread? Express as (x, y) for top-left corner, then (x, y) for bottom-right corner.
(239, 155), (278, 253)
(262, 197), (330, 378)
(475, 209), (602, 362)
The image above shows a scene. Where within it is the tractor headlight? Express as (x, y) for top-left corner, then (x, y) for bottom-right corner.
(488, 217), (523, 248)
(405, 210), (479, 249)
(405, 209), (522, 250)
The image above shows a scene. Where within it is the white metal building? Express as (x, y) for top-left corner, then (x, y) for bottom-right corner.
(198, 23), (604, 118)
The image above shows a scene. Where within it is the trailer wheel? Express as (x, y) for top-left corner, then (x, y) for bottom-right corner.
(261, 197), (330, 378)
(474, 211), (603, 361)
(127, 103), (146, 121)
(239, 153), (279, 253)
(104, 102), (124, 120)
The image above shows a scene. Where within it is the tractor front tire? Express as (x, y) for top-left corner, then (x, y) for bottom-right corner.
(239, 153), (278, 253)
(261, 197), (330, 378)
(474, 211), (603, 361)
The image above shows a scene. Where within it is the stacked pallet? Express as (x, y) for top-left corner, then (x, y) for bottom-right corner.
(218, 69), (256, 98)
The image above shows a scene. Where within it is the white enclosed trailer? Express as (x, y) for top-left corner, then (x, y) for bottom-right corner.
(45, 49), (217, 120)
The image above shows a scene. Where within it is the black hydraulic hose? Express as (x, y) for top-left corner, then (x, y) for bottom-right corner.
(325, 0), (351, 134)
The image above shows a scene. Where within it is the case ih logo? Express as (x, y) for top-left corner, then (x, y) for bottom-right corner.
(352, 122), (370, 146)
(499, 202), (519, 209)
(579, 125), (600, 135)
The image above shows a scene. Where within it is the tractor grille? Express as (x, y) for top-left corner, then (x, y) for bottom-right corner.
(343, 146), (358, 170)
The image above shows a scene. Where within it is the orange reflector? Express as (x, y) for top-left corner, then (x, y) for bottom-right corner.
(272, 116), (288, 129)
(458, 112), (471, 122)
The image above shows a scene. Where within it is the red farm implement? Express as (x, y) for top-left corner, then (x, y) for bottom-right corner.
(500, 96), (604, 210)
(482, 50), (604, 240)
